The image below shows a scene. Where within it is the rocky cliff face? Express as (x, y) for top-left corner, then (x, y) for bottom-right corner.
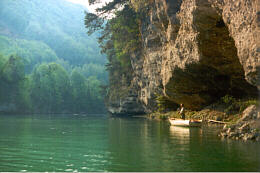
(107, 0), (259, 114)
(106, 88), (145, 115)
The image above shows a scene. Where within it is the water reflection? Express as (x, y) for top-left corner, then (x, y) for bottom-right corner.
(169, 126), (203, 143)
(0, 115), (259, 172)
(169, 126), (190, 137)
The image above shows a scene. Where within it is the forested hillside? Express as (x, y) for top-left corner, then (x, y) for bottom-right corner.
(0, 0), (107, 114)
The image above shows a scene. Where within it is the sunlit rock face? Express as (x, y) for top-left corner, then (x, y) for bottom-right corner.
(130, 0), (258, 111)
(107, 0), (258, 114)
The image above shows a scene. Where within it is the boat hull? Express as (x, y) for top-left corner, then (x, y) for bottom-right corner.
(169, 119), (202, 127)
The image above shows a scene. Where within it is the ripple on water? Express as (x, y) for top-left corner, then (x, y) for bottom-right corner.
(65, 168), (74, 172)
(66, 164), (74, 167)
(1, 115), (260, 172)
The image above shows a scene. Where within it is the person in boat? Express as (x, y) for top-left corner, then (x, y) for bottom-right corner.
(179, 103), (185, 120)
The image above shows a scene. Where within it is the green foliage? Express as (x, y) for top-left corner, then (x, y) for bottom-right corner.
(0, 0), (108, 114)
(0, 35), (58, 72)
(0, 54), (30, 112)
(155, 93), (178, 113)
(156, 94), (166, 113)
(30, 63), (71, 113)
(73, 63), (108, 83)
(130, 0), (153, 12)
(220, 95), (257, 115)
(0, 53), (106, 114)
(71, 69), (88, 109)
(30, 63), (105, 113)
(0, 0), (30, 34)
(70, 69), (105, 112)
(85, 1), (142, 104)
(221, 95), (236, 105)
(0, 54), (7, 70)
(238, 100), (257, 113)
(115, 13), (140, 66)
(1, 55), (25, 83)
(0, 0), (106, 66)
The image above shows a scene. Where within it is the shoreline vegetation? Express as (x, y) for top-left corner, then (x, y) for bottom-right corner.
(148, 95), (259, 141)
(151, 95), (257, 121)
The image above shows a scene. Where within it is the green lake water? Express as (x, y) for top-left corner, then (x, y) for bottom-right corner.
(0, 114), (259, 172)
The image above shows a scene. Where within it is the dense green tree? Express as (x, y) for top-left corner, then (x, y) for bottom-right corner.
(30, 63), (71, 113)
(0, 35), (59, 72)
(1, 55), (25, 83)
(0, 0), (106, 66)
(0, 0), (109, 114)
(0, 54), (31, 112)
(85, 0), (141, 103)
(70, 69), (105, 113)
(74, 63), (108, 83)
(0, 54), (7, 73)
(86, 76), (104, 112)
(71, 69), (89, 112)
(0, 53), (107, 114)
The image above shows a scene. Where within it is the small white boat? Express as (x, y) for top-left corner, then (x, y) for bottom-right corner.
(169, 118), (202, 127)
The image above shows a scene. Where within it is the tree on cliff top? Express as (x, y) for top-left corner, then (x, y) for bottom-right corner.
(85, 0), (141, 66)
(85, 0), (142, 101)
(85, 0), (128, 35)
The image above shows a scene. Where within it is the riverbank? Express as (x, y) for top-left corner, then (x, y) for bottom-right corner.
(219, 105), (260, 141)
(148, 109), (227, 122)
(148, 100), (259, 141)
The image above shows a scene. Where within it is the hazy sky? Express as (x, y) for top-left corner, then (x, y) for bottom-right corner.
(66, 0), (111, 13)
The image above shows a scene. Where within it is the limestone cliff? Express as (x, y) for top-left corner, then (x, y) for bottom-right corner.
(107, 0), (259, 115)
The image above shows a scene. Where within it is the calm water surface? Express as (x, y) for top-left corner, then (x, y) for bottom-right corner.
(0, 114), (259, 172)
